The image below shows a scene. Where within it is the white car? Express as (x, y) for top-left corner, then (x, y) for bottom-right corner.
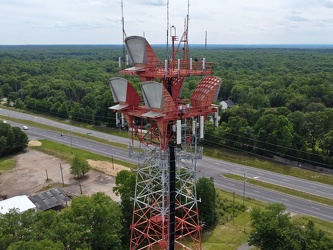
(22, 126), (28, 130)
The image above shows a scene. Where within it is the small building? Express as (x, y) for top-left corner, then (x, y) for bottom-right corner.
(28, 188), (71, 211)
(0, 195), (36, 214)
(220, 99), (235, 110)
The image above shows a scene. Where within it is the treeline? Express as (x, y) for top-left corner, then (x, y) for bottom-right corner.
(0, 193), (124, 250)
(0, 46), (121, 126)
(203, 48), (333, 168)
(248, 203), (333, 250)
(2, 172), (330, 249)
(0, 122), (28, 157)
(1, 46), (333, 167)
(0, 174), (240, 249)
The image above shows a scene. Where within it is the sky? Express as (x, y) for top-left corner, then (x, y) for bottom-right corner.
(1, 0), (333, 45)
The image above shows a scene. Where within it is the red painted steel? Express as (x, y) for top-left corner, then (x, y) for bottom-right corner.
(110, 25), (221, 249)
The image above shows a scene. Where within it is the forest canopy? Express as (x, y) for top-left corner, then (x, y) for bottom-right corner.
(1, 45), (333, 167)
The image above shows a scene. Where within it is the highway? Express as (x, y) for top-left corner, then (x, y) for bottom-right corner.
(1, 108), (333, 222)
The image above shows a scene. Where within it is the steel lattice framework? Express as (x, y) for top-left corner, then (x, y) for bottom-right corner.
(109, 15), (221, 249)
(129, 146), (202, 250)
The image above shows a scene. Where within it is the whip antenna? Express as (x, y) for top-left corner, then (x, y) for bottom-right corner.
(121, 0), (127, 69)
(165, 0), (169, 59)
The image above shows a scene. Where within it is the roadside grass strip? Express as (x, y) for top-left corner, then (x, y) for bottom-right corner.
(223, 173), (333, 207)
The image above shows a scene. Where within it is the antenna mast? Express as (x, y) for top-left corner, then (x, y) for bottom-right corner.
(166, 0), (169, 59)
(121, 0), (126, 69)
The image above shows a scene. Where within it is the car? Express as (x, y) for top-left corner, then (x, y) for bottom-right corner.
(22, 126), (28, 130)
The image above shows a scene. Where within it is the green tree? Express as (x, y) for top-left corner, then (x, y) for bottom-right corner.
(286, 94), (307, 112)
(113, 170), (136, 246)
(305, 102), (326, 112)
(253, 114), (294, 155)
(84, 105), (95, 124)
(321, 130), (333, 157)
(0, 209), (36, 249)
(8, 239), (64, 250)
(304, 220), (333, 250)
(247, 88), (270, 109)
(50, 101), (61, 116)
(196, 177), (218, 230)
(70, 155), (91, 178)
(1, 83), (12, 97)
(230, 84), (249, 104)
(65, 192), (123, 250)
(7, 92), (18, 104)
(248, 203), (305, 250)
(0, 136), (6, 156)
(0, 123), (28, 157)
(14, 98), (25, 109)
(69, 102), (81, 122)
(57, 102), (69, 119)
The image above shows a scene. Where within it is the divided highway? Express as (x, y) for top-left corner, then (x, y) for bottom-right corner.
(1, 108), (333, 222)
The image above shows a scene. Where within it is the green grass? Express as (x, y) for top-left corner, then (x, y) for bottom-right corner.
(202, 190), (266, 250)
(0, 155), (17, 173)
(202, 189), (333, 250)
(223, 173), (333, 207)
(205, 147), (333, 186)
(202, 212), (253, 250)
(292, 215), (333, 237)
(30, 139), (136, 169)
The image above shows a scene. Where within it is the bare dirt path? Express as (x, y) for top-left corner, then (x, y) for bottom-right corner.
(0, 142), (130, 201)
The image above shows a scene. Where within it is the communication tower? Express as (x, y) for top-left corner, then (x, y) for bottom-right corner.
(109, 1), (221, 249)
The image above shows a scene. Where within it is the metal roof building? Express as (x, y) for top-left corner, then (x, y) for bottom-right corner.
(28, 188), (70, 211)
(0, 195), (36, 214)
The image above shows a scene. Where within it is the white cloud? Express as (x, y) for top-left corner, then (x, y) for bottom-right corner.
(135, 0), (166, 6)
(0, 0), (332, 44)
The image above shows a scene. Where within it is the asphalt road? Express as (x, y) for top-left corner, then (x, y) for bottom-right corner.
(2, 108), (333, 222)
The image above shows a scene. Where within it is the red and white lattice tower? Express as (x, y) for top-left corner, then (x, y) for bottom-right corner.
(109, 9), (221, 250)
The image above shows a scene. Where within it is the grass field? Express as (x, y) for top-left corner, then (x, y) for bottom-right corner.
(202, 190), (263, 250)
(202, 189), (333, 250)
(30, 139), (136, 169)
(0, 156), (17, 173)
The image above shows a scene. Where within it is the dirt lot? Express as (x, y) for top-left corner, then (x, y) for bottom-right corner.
(0, 141), (130, 201)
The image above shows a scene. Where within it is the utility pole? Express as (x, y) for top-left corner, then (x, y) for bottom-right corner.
(70, 130), (73, 154)
(243, 171), (247, 206)
(60, 163), (65, 187)
(233, 192), (235, 221)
